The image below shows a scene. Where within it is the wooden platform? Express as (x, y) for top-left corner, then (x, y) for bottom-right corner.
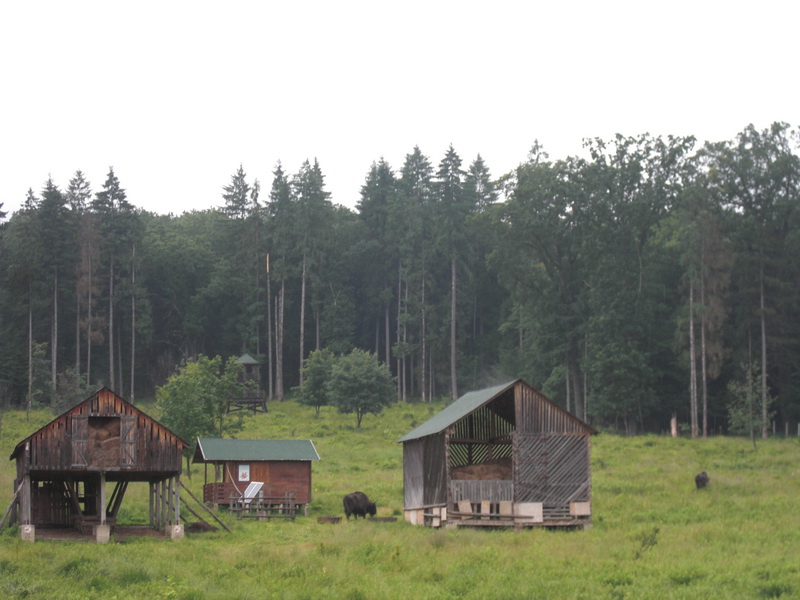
(34, 525), (169, 541)
(448, 517), (591, 531)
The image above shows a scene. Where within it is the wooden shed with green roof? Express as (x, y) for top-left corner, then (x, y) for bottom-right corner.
(399, 379), (595, 529)
(193, 438), (319, 514)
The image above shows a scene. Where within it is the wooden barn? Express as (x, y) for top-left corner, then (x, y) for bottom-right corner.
(8, 387), (187, 542)
(399, 380), (596, 529)
(194, 438), (319, 516)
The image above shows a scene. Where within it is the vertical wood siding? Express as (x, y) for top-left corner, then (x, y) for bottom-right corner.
(16, 388), (183, 476)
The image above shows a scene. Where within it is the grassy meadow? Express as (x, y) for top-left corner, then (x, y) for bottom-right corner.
(1, 399), (799, 599)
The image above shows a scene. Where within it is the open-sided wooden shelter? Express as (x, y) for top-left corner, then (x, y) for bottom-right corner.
(194, 438), (319, 516)
(8, 387), (187, 542)
(399, 380), (596, 529)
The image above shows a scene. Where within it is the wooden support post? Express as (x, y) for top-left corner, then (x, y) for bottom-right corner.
(21, 473), (31, 525)
(167, 478), (173, 526)
(173, 476), (181, 526)
(99, 472), (106, 525)
(149, 482), (155, 527)
(153, 481), (160, 529)
(162, 480), (167, 528)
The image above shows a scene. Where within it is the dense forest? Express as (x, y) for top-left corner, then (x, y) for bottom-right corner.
(1, 122), (798, 436)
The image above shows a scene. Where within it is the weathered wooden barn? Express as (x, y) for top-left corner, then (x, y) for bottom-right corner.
(399, 380), (596, 529)
(194, 438), (319, 515)
(8, 387), (187, 542)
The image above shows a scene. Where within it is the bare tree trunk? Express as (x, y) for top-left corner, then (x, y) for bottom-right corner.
(421, 260), (427, 402)
(108, 257), (115, 391)
(450, 258), (458, 401)
(583, 333), (589, 423)
(700, 268), (708, 438)
(566, 362), (571, 413)
(299, 255), (306, 386)
(117, 322), (123, 398)
(130, 245), (136, 404)
(402, 281), (408, 402)
(574, 368), (584, 420)
(275, 279), (285, 401)
(689, 278), (698, 439)
(396, 262), (402, 401)
(28, 284), (33, 416)
(86, 264), (92, 387)
(52, 269), (58, 387)
(760, 264), (768, 439)
(384, 305), (390, 369)
(266, 255), (273, 400)
(315, 303), (320, 351)
(75, 278), (81, 378)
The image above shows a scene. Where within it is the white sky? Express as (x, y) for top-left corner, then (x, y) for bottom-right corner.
(1, 1), (798, 217)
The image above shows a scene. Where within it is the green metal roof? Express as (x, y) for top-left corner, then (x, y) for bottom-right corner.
(235, 353), (258, 365)
(194, 438), (320, 463)
(398, 380), (518, 443)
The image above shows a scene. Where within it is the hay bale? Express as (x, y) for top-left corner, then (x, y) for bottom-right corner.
(451, 458), (512, 480)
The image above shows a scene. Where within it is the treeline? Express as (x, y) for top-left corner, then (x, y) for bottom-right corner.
(1, 123), (799, 436)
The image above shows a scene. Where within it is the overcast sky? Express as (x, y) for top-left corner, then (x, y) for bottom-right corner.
(1, 1), (797, 218)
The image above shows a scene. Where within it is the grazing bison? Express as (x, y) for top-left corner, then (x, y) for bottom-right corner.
(695, 471), (709, 489)
(343, 491), (376, 519)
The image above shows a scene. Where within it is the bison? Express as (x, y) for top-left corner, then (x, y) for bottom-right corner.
(343, 491), (376, 519)
(695, 471), (709, 489)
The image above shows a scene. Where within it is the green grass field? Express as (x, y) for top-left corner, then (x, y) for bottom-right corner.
(1, 400), (799, 599)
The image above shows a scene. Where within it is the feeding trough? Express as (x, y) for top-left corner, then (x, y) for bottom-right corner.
(317, 516), (341, 524)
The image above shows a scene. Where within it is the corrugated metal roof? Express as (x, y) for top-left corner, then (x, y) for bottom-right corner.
(398, 380), (518, 443)
(194, 438), (320, 462)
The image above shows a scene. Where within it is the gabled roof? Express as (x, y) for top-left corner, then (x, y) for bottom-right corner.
(10, 387), (187, 461)
(193, 438), (320, 463)
(398, 380), (517, 443)
(398, 379), (596, 443)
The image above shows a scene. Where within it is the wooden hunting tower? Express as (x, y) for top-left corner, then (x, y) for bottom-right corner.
(399, 380), (596, 529)
(227, 353), (267, 413)
(8, 388), (187, 542)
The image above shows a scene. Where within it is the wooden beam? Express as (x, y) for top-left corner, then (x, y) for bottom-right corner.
(179, 481), (231, 533)
(107, 481), (128, 518)
(63, 481), (82, 515)
(0, 485), (22, 529)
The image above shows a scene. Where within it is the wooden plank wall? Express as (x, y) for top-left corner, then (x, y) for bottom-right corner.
(422, 433), (447, 506)
(221, 461), (312, 504)
(515, 383), (592, 434)
(403, 440), (424, 509)
(268, 462), (312, 504)
(19, 389), (183, 475)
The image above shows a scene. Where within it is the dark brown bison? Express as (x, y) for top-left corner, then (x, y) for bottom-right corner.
(343, 491), (376, 519)
(695, 471), (709, 489)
